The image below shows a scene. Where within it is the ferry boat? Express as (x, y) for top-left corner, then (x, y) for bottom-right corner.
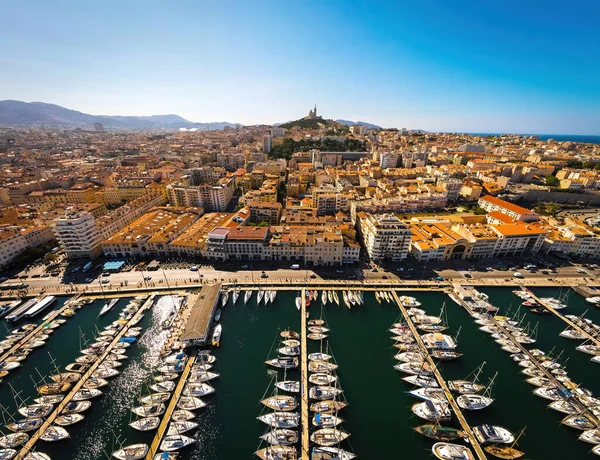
(212, 324), (222, 347)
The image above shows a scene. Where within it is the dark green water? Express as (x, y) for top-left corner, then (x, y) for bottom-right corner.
(2, 288), (599, 459)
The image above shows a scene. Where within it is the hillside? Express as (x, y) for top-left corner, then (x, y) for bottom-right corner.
(0, 100), (239, 130)
(279, 116), (341, 130)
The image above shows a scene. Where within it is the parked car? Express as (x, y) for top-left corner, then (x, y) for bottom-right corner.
(190, 266), (198, 271)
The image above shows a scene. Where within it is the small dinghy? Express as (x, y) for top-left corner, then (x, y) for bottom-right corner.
(130, 417), (160, 432)
(260, 429), (298, 446)
(112, 443), (149, 460)
(40, 426), (70, 442)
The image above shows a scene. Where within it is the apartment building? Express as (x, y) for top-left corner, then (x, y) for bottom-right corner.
(488, 223), (546, 256)
(54, 211), (105, 259)
(357, 212), (412, 261)
(0, 225), (54, 269)
(409, 223), (474, 262)
(167, 176), (235, 211)
(217, 152), (245, 171)
(248, 201), (282, 225)
(54, 192), (166, 259)
(478, 196), (540, 222)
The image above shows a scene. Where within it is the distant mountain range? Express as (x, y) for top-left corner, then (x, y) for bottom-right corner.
(0, 100), (239, 130)
(335, 119), (382, 130)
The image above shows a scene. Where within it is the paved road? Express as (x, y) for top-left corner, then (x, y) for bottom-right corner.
(2, 264), (597, 298)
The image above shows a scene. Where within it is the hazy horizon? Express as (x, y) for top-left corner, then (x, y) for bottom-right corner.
(2, 0), (600, 134)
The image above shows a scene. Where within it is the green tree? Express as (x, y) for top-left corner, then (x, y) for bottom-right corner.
(545, 175), (560, 186)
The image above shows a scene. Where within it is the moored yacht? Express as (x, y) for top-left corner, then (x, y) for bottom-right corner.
(432, 442), (475, 460)
(112, 443), (149, 460)
(473, 425), (515, 444)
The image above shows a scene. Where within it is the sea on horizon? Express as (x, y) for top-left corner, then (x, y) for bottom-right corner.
(467, 132), (600, 144)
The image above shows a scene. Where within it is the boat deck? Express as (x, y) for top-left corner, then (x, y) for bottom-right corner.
(300, 288), (309, 460)
(390, 290), (487, 460)
(15, 294), (155, 460)
(145, 352), (196, 460)
(525, 289), (600, 347)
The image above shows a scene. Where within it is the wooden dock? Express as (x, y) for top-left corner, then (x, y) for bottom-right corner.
(525, 289), (600, 347)
(455, 288), (600, 429)
(16, 295), (154, 460)
(390, 290), (487, 460)
(145, 352), (196, 460)
(300, 288), (309, 460)
(0, 294), (81, 365)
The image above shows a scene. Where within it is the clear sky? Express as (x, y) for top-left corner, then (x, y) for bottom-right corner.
(2, 0), (599, 134)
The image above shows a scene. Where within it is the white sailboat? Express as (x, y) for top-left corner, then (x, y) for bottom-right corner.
(332, 291), (340, 306)
(257, 290), (265, 305)
(232, 289), (240, 305)
(99, 298), (119, 317)
(244, 291), (252, 305)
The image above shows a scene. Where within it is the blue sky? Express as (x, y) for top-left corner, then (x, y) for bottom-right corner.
(2, 0), (599, 133)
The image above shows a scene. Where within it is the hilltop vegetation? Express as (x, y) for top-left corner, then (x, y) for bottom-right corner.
(271, 137), (367, 159)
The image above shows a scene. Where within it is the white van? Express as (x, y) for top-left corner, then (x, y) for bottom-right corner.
(291, 264), (300, 270)
(513, 272), (524, 278)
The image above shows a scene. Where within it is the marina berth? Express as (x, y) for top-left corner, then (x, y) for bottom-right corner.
(112, 443), (149, 460)
(255, 446), (298, 460)
(130, 416), (160, 432)
(257, 412), (300, 429)
(432, 442), (475, 460)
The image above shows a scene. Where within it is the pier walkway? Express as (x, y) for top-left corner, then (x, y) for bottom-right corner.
(145, 352), (196, 460)
(0, 294), (81, 366)
(390, 290), (487, 460)
(300, 288), (309, 460)
(454, 288), (600, 429)
(525, 288), (600, 348)
(16, 295), (155, 460)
